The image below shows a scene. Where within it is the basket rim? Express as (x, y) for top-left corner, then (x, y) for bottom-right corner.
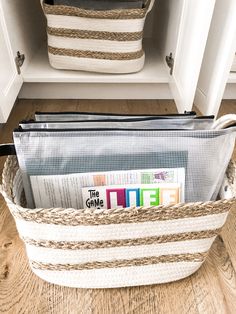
(42, 0), (153, 19)
(1, 155), (236, 226)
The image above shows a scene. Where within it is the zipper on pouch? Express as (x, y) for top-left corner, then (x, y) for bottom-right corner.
(34, 111), (197, 119)
(19, 115), (215, 126)
(22, 117), (197, 124)
(15, 126), (186, 132)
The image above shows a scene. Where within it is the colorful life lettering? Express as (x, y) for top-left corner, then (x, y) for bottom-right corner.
(83, 185), (180, 209)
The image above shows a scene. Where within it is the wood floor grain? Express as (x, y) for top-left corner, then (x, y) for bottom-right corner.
(0, 99), (235, 314)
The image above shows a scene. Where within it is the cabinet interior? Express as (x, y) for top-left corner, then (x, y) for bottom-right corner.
(2, 0), (185, 84)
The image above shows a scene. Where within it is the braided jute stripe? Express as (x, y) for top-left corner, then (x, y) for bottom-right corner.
(31, 252), (207, 271)
(47, 27), (143, 41)
(2, 156), (18, 198)
(23, 229), (220, 250)
(3, 156), (236, 226)
(10, 199), (233, 226)
(48, 46), (144, 60)
(43, 3), (147, 19)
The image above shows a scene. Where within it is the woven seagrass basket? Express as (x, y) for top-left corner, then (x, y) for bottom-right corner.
(1, 156), (236, 288)
(40, 0), (155, 73)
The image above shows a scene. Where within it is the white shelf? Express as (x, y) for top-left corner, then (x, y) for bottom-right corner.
(23, 40), (169, 84)
(228, 72), (236, 83)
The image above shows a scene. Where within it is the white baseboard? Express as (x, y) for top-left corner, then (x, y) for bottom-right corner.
(19, 83), (172, 99)
(194, 88), (207, 115)
(194, 84), (236, 116)
(223, 83), (236, 99)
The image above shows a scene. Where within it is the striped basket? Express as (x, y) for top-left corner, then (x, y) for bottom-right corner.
(1, 156), (236, 288)
(40, 0), (155, 73)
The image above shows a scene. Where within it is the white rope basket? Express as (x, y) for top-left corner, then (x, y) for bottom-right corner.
(40, 0), (155, 73)
(1, 156), (236, 288)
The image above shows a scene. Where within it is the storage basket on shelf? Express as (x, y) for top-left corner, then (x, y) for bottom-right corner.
(1, 155), (236, 289)
(40, 0), (155, 73)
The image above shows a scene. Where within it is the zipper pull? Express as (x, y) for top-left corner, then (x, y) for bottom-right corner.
(184, 111), (196, 116)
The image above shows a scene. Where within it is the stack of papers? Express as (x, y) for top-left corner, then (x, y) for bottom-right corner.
(30, 168), (185, 209)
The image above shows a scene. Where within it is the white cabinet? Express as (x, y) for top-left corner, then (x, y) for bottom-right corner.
(0, 0), (215, 123)
(0, 4), (23, 122)
(194, 0), (236, 116)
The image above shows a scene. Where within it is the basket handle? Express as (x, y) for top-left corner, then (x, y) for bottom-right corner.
(0, 144), (16, 157)
(211, 114), (236, 130)
(146, 0), (155, 13)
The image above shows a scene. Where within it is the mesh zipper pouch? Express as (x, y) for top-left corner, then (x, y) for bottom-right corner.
(20, 117), (214, 130)
(13, 127), (236, 208)
(35, 111), (197, 121)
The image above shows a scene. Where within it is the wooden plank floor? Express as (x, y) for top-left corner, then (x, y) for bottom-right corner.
(0, 99), (236, 314)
